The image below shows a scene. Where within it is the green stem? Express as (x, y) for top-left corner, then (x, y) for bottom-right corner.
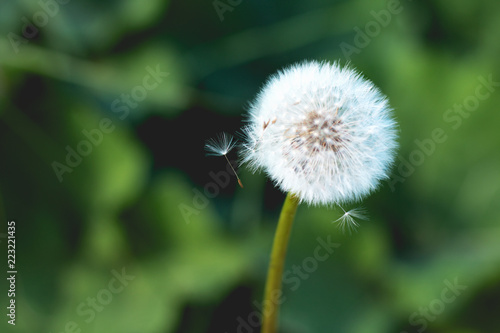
(261, 192), (300, 333)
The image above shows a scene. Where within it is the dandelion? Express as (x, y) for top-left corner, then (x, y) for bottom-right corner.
(205, 132), (243, 188)
(207, 61), (398, 333)
(242, 61), (398, 206)
(334, 206), (368, 233)
(238, 61), (398, 333)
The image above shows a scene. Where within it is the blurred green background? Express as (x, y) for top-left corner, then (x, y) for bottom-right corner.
(1, 0), (500, 332)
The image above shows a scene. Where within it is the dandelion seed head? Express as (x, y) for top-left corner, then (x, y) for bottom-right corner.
(241, 61), (398, 205)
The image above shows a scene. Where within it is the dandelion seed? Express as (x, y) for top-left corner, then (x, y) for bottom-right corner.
(241, 61), (398, 205)
(205, 132), (237, 156)
(205, 132), (244, 188)
(334, 207), (368, 233)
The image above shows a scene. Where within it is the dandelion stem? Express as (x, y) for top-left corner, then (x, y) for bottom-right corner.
(261, 192), (299, 333)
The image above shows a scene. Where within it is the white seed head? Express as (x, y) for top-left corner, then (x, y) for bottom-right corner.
(241, 61), (398, 205)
